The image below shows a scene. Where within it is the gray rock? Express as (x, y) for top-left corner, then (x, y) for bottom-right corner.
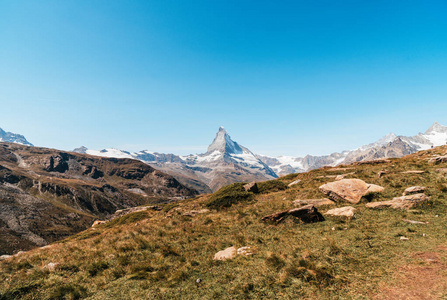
(243, 182), (259, 193)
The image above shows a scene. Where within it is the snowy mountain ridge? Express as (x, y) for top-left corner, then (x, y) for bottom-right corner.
(0, 127), (33, 146)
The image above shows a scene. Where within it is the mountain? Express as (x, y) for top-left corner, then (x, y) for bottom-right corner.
(77, 127), (277, 192)
(0, 142), (197, 255)
(258, 122), (447, 175)
(0, 127), (33, 146)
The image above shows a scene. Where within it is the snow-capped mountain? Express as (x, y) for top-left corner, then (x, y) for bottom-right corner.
(258, 122), (447, 175)
(0, 127), (33, 146)
(74, 122), (447, 191)
(75, 127), (277, 192)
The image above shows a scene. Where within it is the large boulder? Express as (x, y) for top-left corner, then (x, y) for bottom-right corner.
(319, 179), (368, 204)
(365, 193), (430, 210)
(293, 198), (335, 207)
(403, 186), (426, 196)
(325, 206), (356, 220)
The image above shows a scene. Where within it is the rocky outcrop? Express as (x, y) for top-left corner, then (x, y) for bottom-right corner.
(261, 205), (324, 223)
(428, 156), (447, 164)
(365, 193), (430, 210)
(366, 184), (385, 193)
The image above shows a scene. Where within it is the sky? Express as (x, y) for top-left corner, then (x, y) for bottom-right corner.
(1, 0), (447, 157)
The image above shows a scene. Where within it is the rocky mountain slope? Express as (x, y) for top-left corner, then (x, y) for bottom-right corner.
(78, 127), (277, 193)
(0, 127), (33, 146)
(2, 145), (446, 299)
(0, 142), (197, 255)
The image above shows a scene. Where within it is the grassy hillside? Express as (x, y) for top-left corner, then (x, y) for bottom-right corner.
(1, 146), (447, 299)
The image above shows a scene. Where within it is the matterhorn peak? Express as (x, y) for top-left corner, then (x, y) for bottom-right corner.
(207, 127), (243, 154)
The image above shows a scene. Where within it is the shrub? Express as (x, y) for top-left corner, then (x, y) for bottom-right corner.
(257, 180), (288, 194)
(87, 261), (109, 277)
(205, 183), (254, 210)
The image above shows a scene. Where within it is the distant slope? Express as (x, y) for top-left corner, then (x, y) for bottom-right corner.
(0, 142), (197, 255)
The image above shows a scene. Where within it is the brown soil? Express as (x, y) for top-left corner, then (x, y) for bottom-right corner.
(377, 246), (447, 300)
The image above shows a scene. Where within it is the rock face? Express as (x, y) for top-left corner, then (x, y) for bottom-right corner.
(213, 246), (237, 260)
(0, 143), (197, 255)
(319, 179), (369, 204)
(261, 204), (324, 223)
(293, 198), (335, 207)
(403, 186), (426, 195)
(325, 206), (356, 220)
(365, 193), (430, 210)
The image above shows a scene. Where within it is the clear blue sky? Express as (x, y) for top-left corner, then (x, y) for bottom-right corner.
(1, 0), (447, 156)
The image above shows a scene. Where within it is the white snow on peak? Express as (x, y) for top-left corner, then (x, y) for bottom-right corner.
(207, 127), (243, 154)
(86, 148), (134, 159)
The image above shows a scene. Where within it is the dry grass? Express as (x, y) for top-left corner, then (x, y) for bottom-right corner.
(1, 146), (447, 299)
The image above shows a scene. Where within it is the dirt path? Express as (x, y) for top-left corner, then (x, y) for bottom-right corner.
(377, 246), (447, 299)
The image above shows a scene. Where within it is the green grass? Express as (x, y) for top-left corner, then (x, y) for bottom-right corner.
(205, 182), (254, 210)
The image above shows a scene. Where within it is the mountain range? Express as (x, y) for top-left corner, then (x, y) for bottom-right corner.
(1, 122), (446, 193)
(73, 122), (447, 192)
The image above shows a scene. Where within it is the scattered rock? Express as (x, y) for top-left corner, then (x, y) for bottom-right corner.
(403, 219), (429, 224)
(401, 170), (426, 174)
(213, 246), (237, 260)
(428, 156), (447, 164)
(39, 245), (53, 250)
(0, 255), (12, 260)
(110, 205), (161, 220)
(403, 186), (426, 196)
(288, 179), (301, 187)
(293, 198), (335, 207)
(261, 204), (325, 224)
(325, 206), (356, 220)
(365, 193), (430, 210)
(366, 184), (385, 194)
(243, 182), (259, 193)
(44, 262), (59, 272)
(378, 170), (388, 178)
(400, 236), (409, 241)
(319, 179), (369, 204)
(237, 246), (253, 256)
(182, 209), (210, 217)
(92, 220), (106, 227)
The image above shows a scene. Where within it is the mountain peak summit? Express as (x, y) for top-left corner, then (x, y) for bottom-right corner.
(207, 127), (243, 154)
(425, 122), (447, 134)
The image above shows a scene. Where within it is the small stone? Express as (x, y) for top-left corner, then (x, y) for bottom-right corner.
(325, 206), (356, 220)
(0, 255), (12, 260)
(92, 220), (106, 227)
(213, 246), (237, 261)
(44, 262), (59, 272)
(403, 186), (426, 196)
(331, 227), (335, 231)
(400, 236), (409, 241)
(366, 184), (385, 194)
(288, 179), (301, 187)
